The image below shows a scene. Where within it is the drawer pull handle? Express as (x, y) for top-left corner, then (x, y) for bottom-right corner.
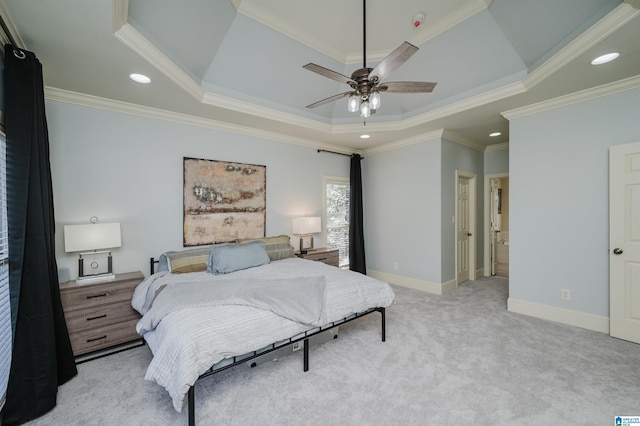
(86, 293), (107, 299)
(87, 335), (107, 343)
(87, 314), (107, 321)
(317, 258), (327, 261)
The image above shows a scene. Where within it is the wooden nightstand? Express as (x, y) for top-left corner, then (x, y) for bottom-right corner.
(295, 247), (339, 267)
(60, 271), (144, 359)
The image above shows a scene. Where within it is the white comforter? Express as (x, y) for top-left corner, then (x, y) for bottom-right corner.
(131, 257), (395, 412)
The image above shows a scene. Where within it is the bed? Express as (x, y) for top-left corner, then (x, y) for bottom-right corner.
(131, 237), (395, 425)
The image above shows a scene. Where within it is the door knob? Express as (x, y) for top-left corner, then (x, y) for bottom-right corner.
(613, 248), (623, 255)
(467, 233), (472, 237)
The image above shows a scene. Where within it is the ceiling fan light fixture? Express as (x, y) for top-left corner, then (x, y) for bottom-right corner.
(302, 0), (436, 119)
(348, 94), (360, 113)
(370, 91), (381, 109)
(360, 100), (371, 118)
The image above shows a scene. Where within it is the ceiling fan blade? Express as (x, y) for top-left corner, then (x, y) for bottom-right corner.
(306, 92), (353, 109)
(303, 63), (355, 86)
(378, 81), (437, 93)
(369, 42), (419, 83)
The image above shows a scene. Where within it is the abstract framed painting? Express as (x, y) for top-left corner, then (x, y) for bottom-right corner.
(183, 157), (266, 246)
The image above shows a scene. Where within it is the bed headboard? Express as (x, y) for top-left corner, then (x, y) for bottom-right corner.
(150, 257), (159, 275)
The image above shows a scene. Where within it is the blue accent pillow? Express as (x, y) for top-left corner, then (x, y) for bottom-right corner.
(206, 241), (270, 275)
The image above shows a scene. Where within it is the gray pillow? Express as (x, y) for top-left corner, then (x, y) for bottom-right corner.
(206, 241), (270, 275)
(265, 242), (295, 261)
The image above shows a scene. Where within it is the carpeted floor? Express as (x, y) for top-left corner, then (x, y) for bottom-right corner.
(25, 277), (640, 425)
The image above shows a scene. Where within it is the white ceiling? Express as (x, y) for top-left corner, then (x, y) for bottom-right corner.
(1, 0), (639, 152)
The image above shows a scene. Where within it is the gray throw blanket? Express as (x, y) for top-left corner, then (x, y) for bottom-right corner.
(137, 276), (327, 334)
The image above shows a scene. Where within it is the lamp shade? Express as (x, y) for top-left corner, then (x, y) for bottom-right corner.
(292, 217), (321, 235)
(64, 223), (122, 252)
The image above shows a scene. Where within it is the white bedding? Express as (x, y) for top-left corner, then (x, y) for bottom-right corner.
(132, 257), (395, 412)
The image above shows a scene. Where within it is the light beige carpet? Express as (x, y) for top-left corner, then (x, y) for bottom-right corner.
(25, 277), (640, 425)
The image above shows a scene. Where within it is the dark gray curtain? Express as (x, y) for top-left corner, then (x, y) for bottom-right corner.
(3, 44), (76, 425)
(349, 154), (366, 274)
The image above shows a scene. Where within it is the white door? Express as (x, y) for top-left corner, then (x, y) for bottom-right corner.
(609, 141), (640, 344)
(457, 175), (471, 284)
(490, 180), (500, 276)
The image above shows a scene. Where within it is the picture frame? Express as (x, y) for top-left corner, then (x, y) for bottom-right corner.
(183, 157), (266, 246)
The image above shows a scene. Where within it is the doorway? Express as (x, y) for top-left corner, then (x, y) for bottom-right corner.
(484, 173), (509, 278)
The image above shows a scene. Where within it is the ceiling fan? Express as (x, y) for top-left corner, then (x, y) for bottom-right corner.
(303, 0), (437, 119)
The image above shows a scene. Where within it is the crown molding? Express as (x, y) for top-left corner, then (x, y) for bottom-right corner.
(364, 129), (444, 156)
(112, 0), (128, 33)
(113, 23), (206, 101)
(348, 1), (489, 64)
(44, 87), (353, 154)
(113, 14), (335, 134)
(484, 142), (509, 152)
(442, 129), (485, 152)
(364, 129), (504, 156)
(403, 81), (526, 129)
(503, 74), (640, 120)
(233, 1), (347, 63)
(405, 0), (490, 52)
(0, 1), (27, 49)
(200, 91), (331, 134)
(109, 0), (635, 153)
(234, 0), (489, 65)
(44, 83), (504, 158)
(522, 2), (640, 90)
(112, 9), (526, 140)
(625, 0), (640, 10)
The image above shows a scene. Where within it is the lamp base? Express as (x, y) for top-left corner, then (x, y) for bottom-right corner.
(298, 235), (314, 252)
(78, 250), (114, 283)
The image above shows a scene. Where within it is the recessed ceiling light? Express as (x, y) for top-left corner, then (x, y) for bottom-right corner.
(590, 52), (620, 65)
(360, 134), (370, 139)
(489, 132), (501, 137)
(129, 73), (151, 84)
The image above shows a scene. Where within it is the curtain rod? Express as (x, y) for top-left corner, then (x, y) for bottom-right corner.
(317, 149), (364, 159)
(0, 14), (18, 48)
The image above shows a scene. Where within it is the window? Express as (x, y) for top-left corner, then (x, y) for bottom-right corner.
(324, 177), (350, 267)
(0, 131), (10, 411)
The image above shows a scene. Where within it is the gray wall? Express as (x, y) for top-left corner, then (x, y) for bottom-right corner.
(484, 147), (509, 174)
(441, 139), (485, 282)
(364, 136), (487, 287)
(363, 138), (443, 283)
(509, 86), (640, 317)
(47, 100), (349, 280)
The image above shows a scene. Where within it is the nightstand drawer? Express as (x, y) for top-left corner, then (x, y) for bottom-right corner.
(64, 302), (140, 333)
(68, 318), (141, 356)
(296, 248), (340, 267)
(60, 272), (143, 309)
(306, 252), (339, 265)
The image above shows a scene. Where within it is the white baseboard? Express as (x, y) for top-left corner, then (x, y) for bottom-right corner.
(441, 279), (457, 294)
(367, 270), (455, 295)
(507, 298), (609, 334)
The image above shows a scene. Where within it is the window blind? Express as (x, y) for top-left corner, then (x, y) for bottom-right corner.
(0, 131), (11, 412)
